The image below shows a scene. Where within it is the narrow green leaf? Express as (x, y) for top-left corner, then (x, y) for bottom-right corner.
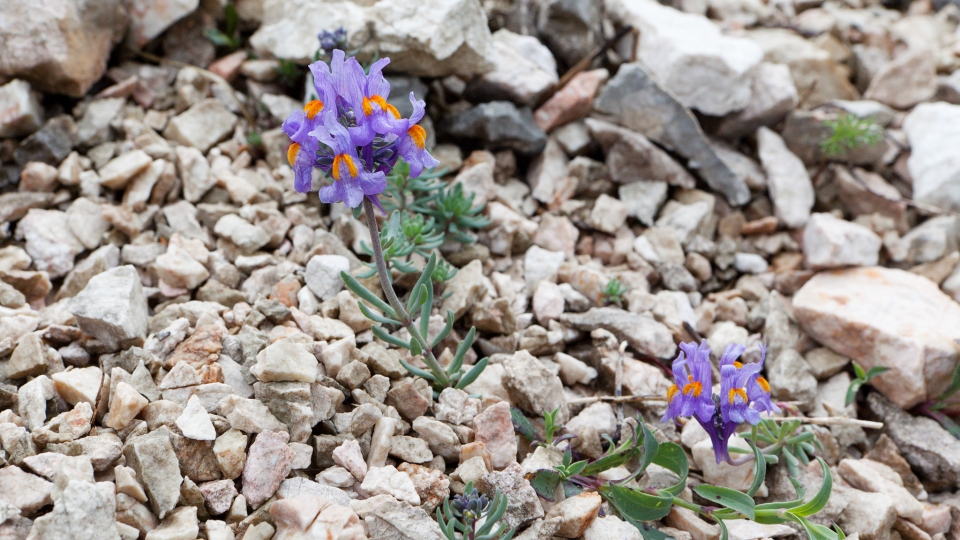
(419, 281), (433, 339)
(718, 518), (729, 540)
(406, 283), (427, 314)
(564, 460), (589, 477)
(399, 359), (438, 383)
(410, 338), (423, 357)
(371, 325), (410, 350)
(449, 326), (476, 375)
(455, 357), (488, 390)
(601, 484), (674, 522)
(357, 302), (402, 326)
(694, 485), (756, 520)
(853, 362), (867, 379)
(747, 441), (766, 498)
(341, 272), (396, 316)
(789, 458), (833, 517)
(430, 310), (455, 348)
(865, 366), (891, 379)
(579, 447), (635, 477)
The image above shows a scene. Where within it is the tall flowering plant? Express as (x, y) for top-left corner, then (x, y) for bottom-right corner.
(662, 341), (780, 464)
(284, 49), (485, 395)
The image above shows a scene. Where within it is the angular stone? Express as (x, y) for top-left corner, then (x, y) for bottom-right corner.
(594, 63), (750, 206)
(794, 267), (960, 409)
(361, 466), (420, 506)
(0, 79), (42, 138)
(242, 430), (295, 508)
(716, 63), (799, 139)
(561, 307), (677, 359)
(903, 103), (960, 213)
(838, 459), (923, 522)
(367, 497), (446, 540)
(7, 333), (48, 379)
(31, 480), (119, 540)
(145, 505), (199, 540)
(104, 382), (148, 430)
(199, 479), (238, 516)
(412, 417), (461, 461)
(545, 491), (602, 538)
(477, 463), (544, 530)
(0, 466), (53, 513)
(217, 395), (287, 434)
(585, 118), (695, 188)
(474, 401), (518, 470)
(214, 214), (270, 253)
(177, 395), (217, 441)
(606, 0), (761, 116)
(757, 126), (814, 229)
(16, 209), (83, 278)
(865, 49), (937, 110)
(51, 366), (102, 407)
(18, 375), (55, 431)
(98, 150), (152, 190)
(123, 427), (184, 519)
(163, 99), (237, 153)
(304, 255), (350, 301)
(68, 266), (148, 350)
(441, 101), (547, 155)
(803, 213), (882, 270)
(213, 429), (247, 480)
(251, 340), (319, 383)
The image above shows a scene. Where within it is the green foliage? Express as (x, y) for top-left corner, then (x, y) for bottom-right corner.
(275, 59), (302, 88)
(341, 253), (486, 395)
(425, 183), (491, 245)
(245, 131), (262, 147)
(820, 113), (883, 160)
(438, 482), (514, 540)
(360, 211), (445, 278)
(543, 408), (563, 446)
(602, 278), (628, 307)
(845, 362), (890, 406)
(521, 415), (842, 540)
(752, 419), (823, 478)
(205, 4), (242, 51)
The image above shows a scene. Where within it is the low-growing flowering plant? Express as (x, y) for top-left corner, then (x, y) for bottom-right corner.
(663, 341), (780, 464)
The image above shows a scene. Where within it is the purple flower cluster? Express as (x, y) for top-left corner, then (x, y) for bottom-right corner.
(282, 50), (439, 209)
(662, 341), (781, 464)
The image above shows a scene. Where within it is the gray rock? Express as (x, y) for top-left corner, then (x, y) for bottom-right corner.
(536, 0), (602, 67)
(502, 350), (568, 422)
(866, 392), (960, 491)
(478, 463), (544, 530)
(757, 126), (814, 229)
(13, 115), (76, 166)
(213, 214), (270, 253)
(164, 99), (237, 153)
(466, 29), (558, 106)
(0, 465), (53, 513)
(16, 209), (84, 278)
(716, 63), (798, 139)
(903, 103), (960, 213)
(253, 382), (317, 443)
(593, 63), (750, 206)
(803, 213), (881, 269)
(619, 181), (668, 227)
(767, 349), (817, 408)
(76, 98), (125, 150)
(31, 480), (119, 540)
(304, 255), (351, 302)
(441, 101), (547, 155)
(780, 110), (886, 167)
(68, 266), (148, 350)
(123, 427), (184, 519)
(585, 118), (695, 189)
(561, 307), (677, 359)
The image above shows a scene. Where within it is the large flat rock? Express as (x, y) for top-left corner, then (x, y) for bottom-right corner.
(793, 267), (960, 409)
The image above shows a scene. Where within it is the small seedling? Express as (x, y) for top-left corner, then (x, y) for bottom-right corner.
(820, 113), (883, 160)
(845, 362), (890, 406)
(602, 278), (627, 307)
(205, 4), (242, 51)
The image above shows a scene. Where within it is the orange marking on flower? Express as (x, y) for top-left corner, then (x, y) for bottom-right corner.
(756, 376), (770, 393)
(384, 103), (401, 119)
(408, 125), (426, 150)
(733, 361), (743, 369)
(304, 100), (324, 119)
(287, 143), (301, 167)
(332, 153), (358, 181)
(728, 388), (748, 404)
(683, 375), (703, 397)
(667, 384), (680, 402)
(362, 97), (374, 116)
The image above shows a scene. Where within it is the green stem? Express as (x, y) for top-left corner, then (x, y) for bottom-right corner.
(362, 197), (450, 387)
(672, 496), (706, 514)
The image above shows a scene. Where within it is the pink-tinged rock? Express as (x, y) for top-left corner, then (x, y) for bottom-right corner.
(199, 479), (238, 515)
(0, 466), (53, 513)
(545, 491), (602, 538)
(793, 267), (960, 409)
(473, 401), (518, 470)
(534, 69), (609, 132)
(125, 0), (199, 48)
(242, 430), (295, 508)
(208, 51), (248, 82)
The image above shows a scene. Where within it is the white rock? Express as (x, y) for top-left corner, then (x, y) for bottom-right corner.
(757, 126), (814, 228)
(98, 150), (153, 190)
(474, 29), (558, 106)
(726, 519), (796, 540)
(864, 48), (937, 110)
(214, 214), (270, 253)
(126, 0), (200, 47)
(605, 0), (762, 115)
(164, 99), (238, 153)
(250, 339), (319, 383)
(20, 161), (59, 192)
(155, 245), (209, 290)
(524, 245), (565, 291)
(250, 0), (494, 76)
(176, 396), (216, 441)
(104, 382), (148, 430)
(0, 79), (42, 137)
(555, 352), (597, 386)
(619, 181), (668, 227)
(733, 253), (768, 274)
(794, 267), (960, 409)
(584, 515), (642, 540)
(333, 439), (367, 482)
(717, 63), (798, 139)
(360, 466), (420, 506)
(803, 213), (881, 270)
(304, 255), (351, 301)
(16, 209), (84, 278)
(66, 197), (109, 250)
(51, 366), (102, 407)
(588, 194), (628, 234)
(903, 102), (960, 212)
(838, 459), (924, 522)
(68, 265), (149, 350)
(533, 281), (565, 325)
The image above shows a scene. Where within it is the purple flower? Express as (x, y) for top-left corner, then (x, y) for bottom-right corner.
(393, 93), (440, 177)
(332, 52), (401, 145)
(662, 340), (779, 464)
(310, 117), (386, 208)
(282, 110), (319, 193)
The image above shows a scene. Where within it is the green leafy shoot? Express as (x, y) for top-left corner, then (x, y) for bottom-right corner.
(845, 362), (890, 406)
(820, 113), (883, 160)
(751, 418), (823, 478)
(275, 59), (302, 88)
(424, 182), (491, 245)
(359, 211), (444, 278)
(245, 131), (262, 147)
(438, 482), (514, 540)
(543, 408), (563, 446)
(602, 278), (628, 307)
(205, 3), (242, 51)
